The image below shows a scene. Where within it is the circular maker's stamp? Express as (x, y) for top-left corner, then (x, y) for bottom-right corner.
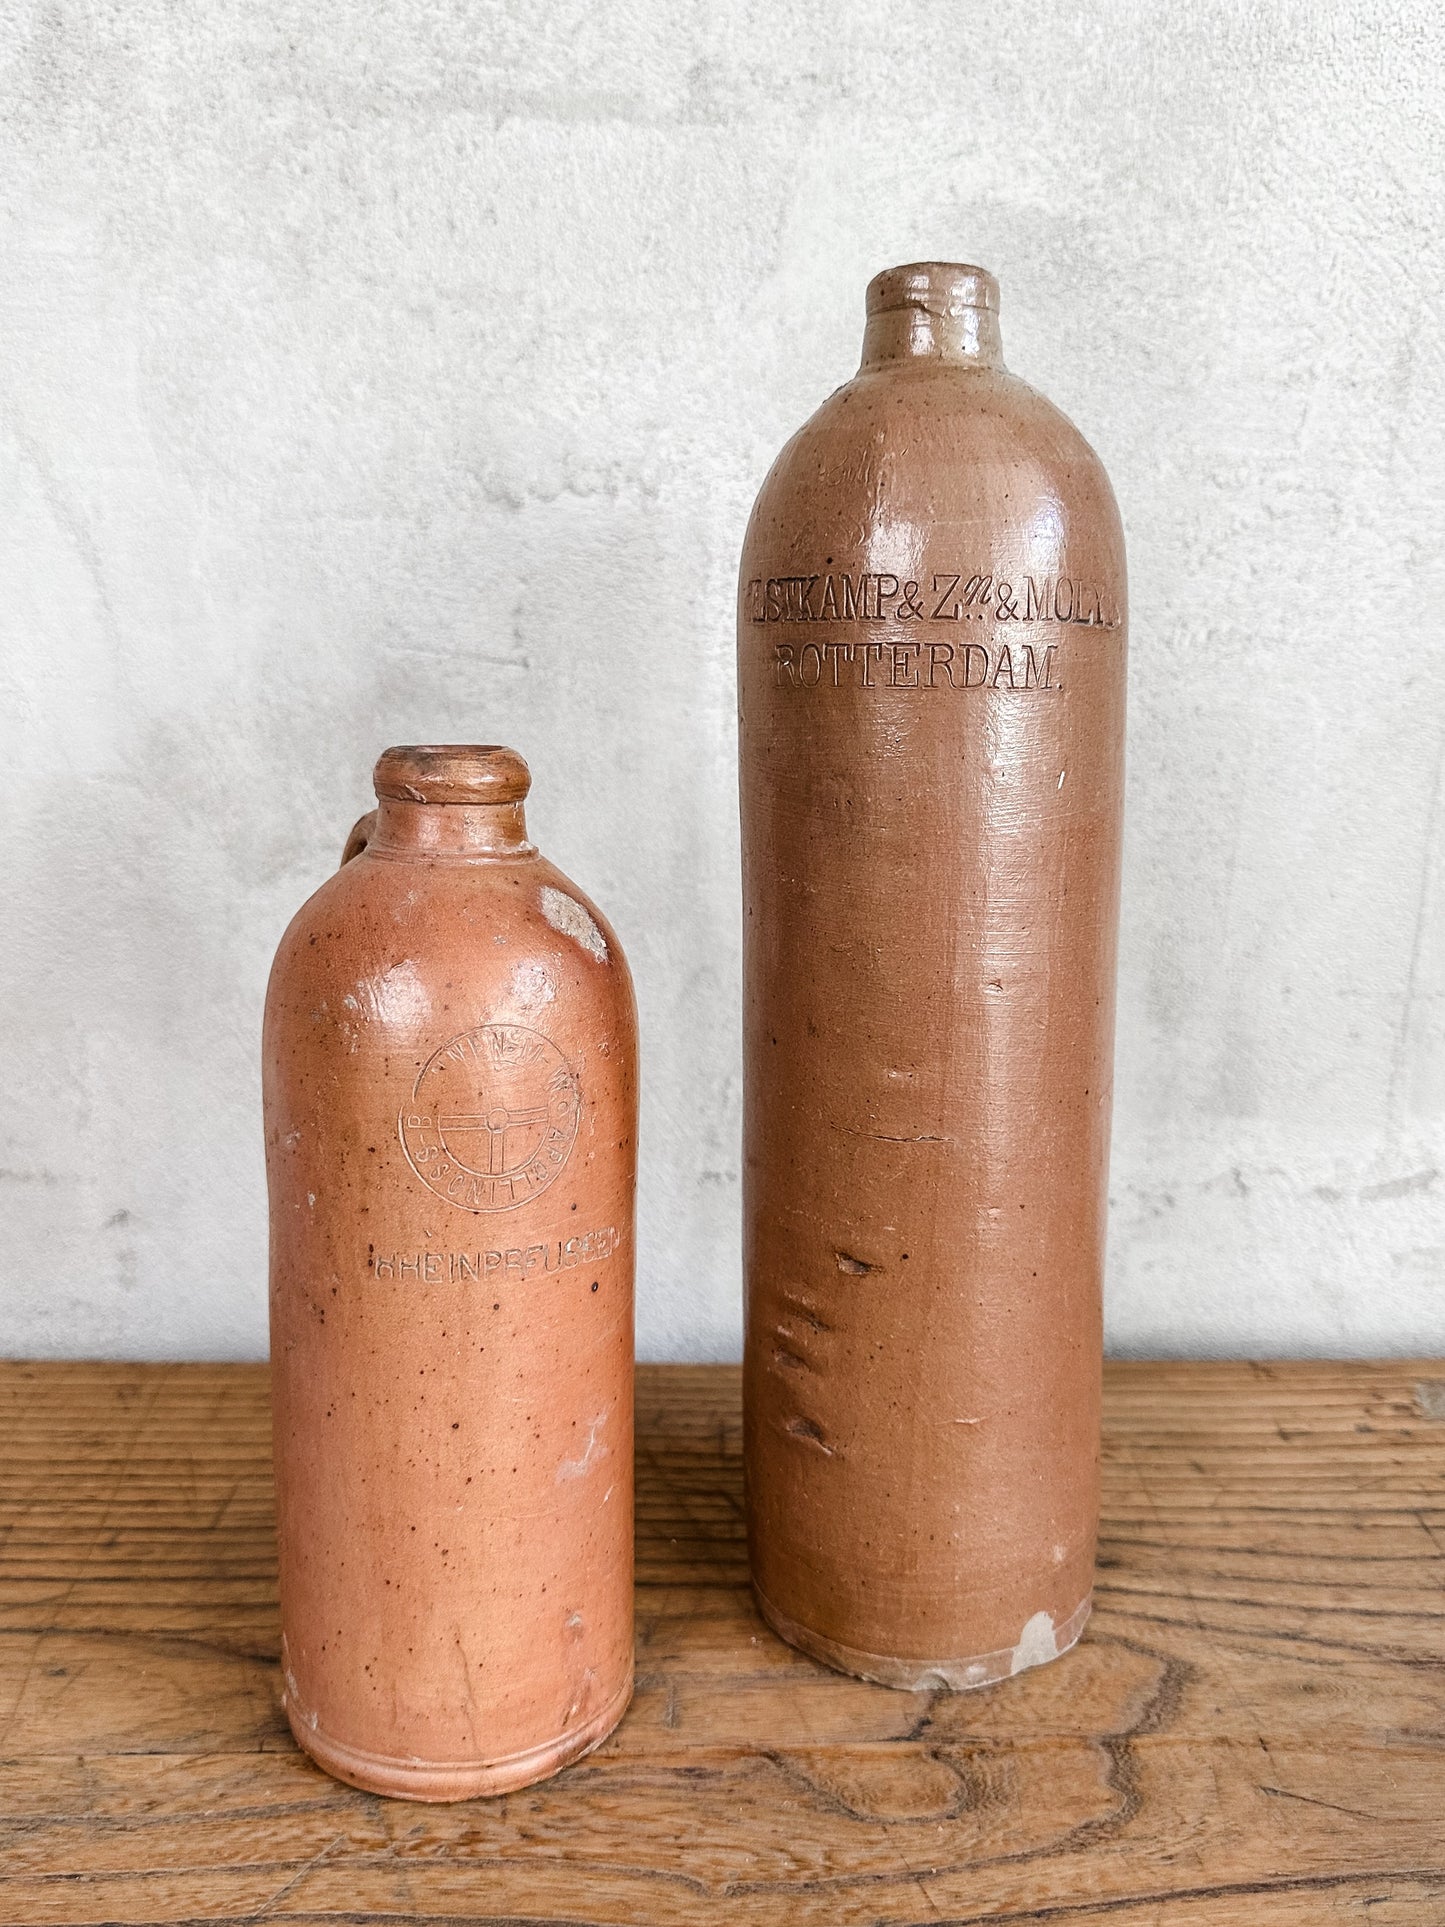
(400, 1024), (580, 1213)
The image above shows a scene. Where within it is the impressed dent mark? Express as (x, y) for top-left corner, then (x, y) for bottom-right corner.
(785, 1415), (836, 1457)
(836, 1251), (877, 1276)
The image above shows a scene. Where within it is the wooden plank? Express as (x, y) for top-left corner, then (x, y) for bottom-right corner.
(0, 1359), (1442, 1925)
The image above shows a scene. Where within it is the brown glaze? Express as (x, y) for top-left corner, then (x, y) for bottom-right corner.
(264, 745), (637, 1798)
(738, 264), (1126, 1689)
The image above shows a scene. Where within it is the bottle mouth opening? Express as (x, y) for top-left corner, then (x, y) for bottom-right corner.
(866, 262), (1000, 318)
(373, 744), (531, 806)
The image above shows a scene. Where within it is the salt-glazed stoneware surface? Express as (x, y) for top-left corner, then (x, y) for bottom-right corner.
(738, 264), (1126, 1689)
(264, 745), (638, 1798)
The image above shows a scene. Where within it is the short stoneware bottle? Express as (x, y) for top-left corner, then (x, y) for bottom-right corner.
(738, 263), (1126, 1688)
(264, 745), (637, 1798)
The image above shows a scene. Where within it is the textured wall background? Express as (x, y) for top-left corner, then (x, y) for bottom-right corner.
(1, 0), (1441, 1359)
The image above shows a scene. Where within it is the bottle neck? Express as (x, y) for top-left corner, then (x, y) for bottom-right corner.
(369, 797), (535, 860)
(351, 744), (537, 863)
(858, 261), (1003, 372)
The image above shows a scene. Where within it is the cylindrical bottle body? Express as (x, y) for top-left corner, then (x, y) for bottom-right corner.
(264, 791), (636, 1796)
(738, 290), (1125, 1687)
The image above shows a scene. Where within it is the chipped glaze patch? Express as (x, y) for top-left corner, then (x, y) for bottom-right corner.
(541, 886), (607, 963)
(1009, 1610), (1059, 1675)
(363, 958), (430, 1029)
(511, 959), (555, 1008)
(752, 1589), (1090, 1693)
(557, 1407), (610, 1481)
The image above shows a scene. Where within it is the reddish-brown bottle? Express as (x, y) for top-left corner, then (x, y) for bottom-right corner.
(264, 746), (637, 1797)
(738, 265), (1126, 1688)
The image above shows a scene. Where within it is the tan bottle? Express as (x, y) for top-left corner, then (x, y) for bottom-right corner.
(264, 745), (637, 1797)
(738, 265), (1126, 1688)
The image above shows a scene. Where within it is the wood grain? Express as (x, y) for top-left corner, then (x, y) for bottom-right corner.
(0, 1360), (1442, 1925)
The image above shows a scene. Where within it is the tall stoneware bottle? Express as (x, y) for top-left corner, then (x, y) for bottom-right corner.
(738, 264), (1125, 1688)
(264, 745), (637, 1796)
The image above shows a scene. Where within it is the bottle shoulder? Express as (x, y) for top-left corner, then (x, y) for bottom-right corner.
(263, 849), (635, 1045)
(746, 363), (1121, 548)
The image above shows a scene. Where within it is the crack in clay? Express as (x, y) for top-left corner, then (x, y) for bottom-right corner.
(833, 1125), (948, 1144)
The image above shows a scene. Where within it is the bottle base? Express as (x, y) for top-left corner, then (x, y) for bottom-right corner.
(754, 1589), (1092, 1692)
(284, 1669), (633, 1801)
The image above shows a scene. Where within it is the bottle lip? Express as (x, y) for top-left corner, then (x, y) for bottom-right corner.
(373, 744), (531, 806)
(866, 261), (1000, 318)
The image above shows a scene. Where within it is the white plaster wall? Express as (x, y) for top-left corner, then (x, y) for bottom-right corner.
(1, 0), (1441, 1360)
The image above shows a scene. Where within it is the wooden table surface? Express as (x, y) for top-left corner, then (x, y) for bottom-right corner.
(1, 1360), (1443, 1925)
